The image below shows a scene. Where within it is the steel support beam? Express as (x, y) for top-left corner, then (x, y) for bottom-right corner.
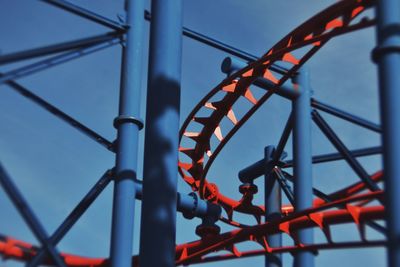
(0, 32), (121, 66)
(312, 110), (380, 192)
(264, 146), (282, 267)
(110, 0), (145, 266)
(139, 0), (183, 266)
(27, 169), (113, 267)
(42, 2), (287, 77)
(374, 0), (400, 266)
(3, 79), (114, 151)
(41, 0), (125, 31)
(273, 168), (295, 206)
(292, 68), (314, 267)
(311, 98), (381, 133)
(144, 12), (288, 76)
(238, 114), (292, 183)
(284, 146), (382, 167)
(0, 38), (120, 86)
(0, 163), (66, 267)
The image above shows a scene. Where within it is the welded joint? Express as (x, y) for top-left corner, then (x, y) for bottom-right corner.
(180, 192), (222, 220)
(238, 146), (287, 184)
(118, 35), (127, 48)
(135, 181), (222, 221)
(105, 168), (115, 179)
(116, 13), (128, 28)
(178, 192), (222, 239)
(195, 204), (222, 239)
(113, 115), (144, 130)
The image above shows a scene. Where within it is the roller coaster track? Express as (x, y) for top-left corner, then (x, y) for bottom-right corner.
(0, 0), (386, 265)
(178, 0), (377, 221)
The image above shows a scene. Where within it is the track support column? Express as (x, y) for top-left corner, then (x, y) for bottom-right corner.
(110, 0), (145, 266)
(139, 0), (183, 266)
(292, 68), (314, 267)
(264, 146), (282, 267)
(374, 1), (400, 266)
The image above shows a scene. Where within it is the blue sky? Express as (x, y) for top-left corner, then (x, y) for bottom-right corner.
(0, 0), (385, 266)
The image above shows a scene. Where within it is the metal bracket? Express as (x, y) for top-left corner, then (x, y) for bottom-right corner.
(372, 45), (400, 63)
(113, 115), (144, 130)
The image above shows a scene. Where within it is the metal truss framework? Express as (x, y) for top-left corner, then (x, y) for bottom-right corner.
(0, 0), (399, 266)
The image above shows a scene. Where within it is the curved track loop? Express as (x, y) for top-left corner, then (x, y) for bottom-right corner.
(178, 0), (376, 223)
(0, 0), (384, 266)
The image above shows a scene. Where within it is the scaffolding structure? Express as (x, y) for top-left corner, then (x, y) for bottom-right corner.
(0, 0), (398, 266)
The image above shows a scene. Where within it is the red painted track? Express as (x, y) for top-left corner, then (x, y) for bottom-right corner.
(1, 0), (384, 265)
(178, 0), (376, 223)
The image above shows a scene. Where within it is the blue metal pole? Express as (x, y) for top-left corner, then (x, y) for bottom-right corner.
(292, 68), (314, 267)
(264, 146), (282, 267)
(139, 0), (183, 266)
(109, 0), (145, 266)
(374, 1), (400, 266)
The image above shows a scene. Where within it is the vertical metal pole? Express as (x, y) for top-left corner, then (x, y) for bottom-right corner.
(110, 0), (145, 266)
(292, 68), (314, 267)
(375, 1), (400, 266)
(139, 0), (183, 266)
(264, 146), (282, 267)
